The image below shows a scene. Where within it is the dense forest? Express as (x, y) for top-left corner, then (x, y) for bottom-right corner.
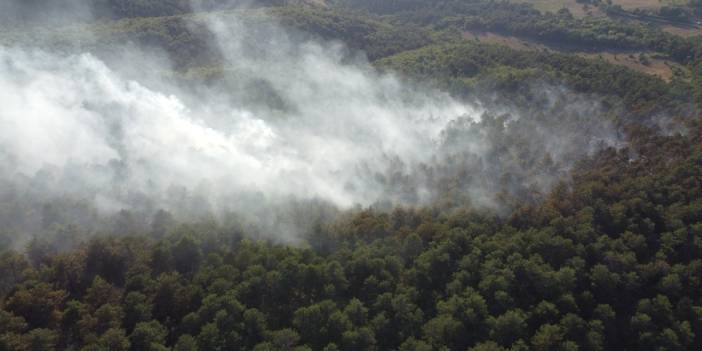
(2, 0), (702, 350)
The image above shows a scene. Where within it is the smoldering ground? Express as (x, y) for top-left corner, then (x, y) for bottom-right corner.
(0, 3), (624, 247)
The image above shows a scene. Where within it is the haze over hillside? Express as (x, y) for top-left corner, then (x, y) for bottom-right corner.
(0, 0), (633, 241)
(1, 1), (702, 351)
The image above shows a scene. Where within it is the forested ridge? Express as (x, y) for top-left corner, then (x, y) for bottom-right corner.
(3, 0), (702, 350)
(3, 119), (702, 350)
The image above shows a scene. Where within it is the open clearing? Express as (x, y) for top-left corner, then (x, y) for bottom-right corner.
(463, 31), (550, 51)
(578, 51), (683, 81)
(464, 30), (684, 81)
(509, 0), (603, 17)
(611, 0), (689, 11)
(511, 0), (693, 16)
(512, 1), (700, 36)
(661, 24), (702, 37)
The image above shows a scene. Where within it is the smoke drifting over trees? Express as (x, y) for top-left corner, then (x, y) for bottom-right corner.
(0, 1), (623, 246)
(4, 1), (702, 351)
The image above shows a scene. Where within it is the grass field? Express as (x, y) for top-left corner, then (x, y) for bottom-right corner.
(661, 24), (702, 37)
(464, 30), (684, 81)
(512, 0), (692, 15)
(509, 0), (603, 17)
(463, 31), (550, 51)
(611, 0), (689, 11)
(511, 1), (702, 38)
(578, 51), (684, 81)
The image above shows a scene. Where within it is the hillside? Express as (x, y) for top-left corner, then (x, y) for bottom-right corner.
(2, 1), (702, 351)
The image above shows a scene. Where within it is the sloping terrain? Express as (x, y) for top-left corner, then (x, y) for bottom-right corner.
(1, 1), (702, 351)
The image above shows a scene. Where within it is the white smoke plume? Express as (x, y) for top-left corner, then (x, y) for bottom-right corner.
(0, 4), (622, 245)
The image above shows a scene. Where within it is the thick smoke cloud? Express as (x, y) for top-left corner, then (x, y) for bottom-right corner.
(0, 4), (622, 246)
(0, 0), (93, 28)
